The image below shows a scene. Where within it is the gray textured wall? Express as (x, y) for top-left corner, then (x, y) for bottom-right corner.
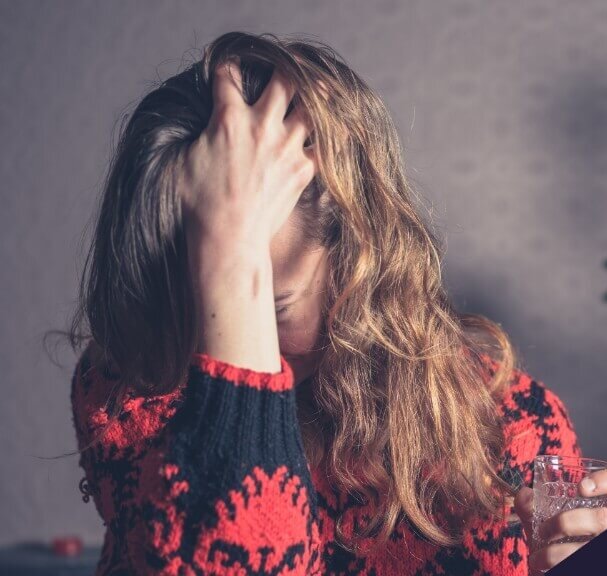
(1, 0), (605, 546)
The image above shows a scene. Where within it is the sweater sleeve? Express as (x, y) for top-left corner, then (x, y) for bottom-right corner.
(457, 366), (583, 575)
(70, 341), (322, 576)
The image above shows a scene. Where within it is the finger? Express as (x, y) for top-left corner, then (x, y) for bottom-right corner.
(284, 103), (314, 149)
(514, 487), (534, 524)
(255, 68), (296, 123)
(579, 469), (607, 497)
(212, 59), (245, 113)
(539, 506), (607, 542)
(529, 541), (586, 572)
(290, 147), (318, 202)
(301, 145), (319, 182)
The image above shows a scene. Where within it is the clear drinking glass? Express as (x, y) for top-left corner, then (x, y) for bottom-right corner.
(532, 455), (607, 553)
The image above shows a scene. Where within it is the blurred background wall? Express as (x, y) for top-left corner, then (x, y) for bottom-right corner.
(1, 0), (605, 546)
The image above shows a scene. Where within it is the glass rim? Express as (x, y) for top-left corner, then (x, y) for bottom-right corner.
(534, 454), (607, 470)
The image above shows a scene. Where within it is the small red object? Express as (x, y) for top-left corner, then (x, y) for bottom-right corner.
(51, 536), (83, 557)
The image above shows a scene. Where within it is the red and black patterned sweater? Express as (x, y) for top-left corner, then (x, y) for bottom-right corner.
(70, 340), (582, 575)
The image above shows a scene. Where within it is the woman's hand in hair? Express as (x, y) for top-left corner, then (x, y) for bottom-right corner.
(178, 59), (317, 256)
(514, 474), (607, 574)
(177, 59), (316, 373)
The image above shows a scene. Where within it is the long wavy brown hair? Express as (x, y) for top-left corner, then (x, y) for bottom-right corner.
(56, 31), (520, 554)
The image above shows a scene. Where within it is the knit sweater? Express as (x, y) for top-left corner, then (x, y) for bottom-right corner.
(70, 341), (582, 575)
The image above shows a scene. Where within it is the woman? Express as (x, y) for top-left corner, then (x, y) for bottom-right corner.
(68, 31), (605, 575)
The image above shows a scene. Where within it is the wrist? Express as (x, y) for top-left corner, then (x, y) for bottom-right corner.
(193, 232), (270, 273)
(191, 243), (280, 373)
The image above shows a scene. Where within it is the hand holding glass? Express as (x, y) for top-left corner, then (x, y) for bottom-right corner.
(532, 455), (607, 552)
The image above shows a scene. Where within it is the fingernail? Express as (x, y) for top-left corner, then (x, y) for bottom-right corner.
(581, 477), (596, 493)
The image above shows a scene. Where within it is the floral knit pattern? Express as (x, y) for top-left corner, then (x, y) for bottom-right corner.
(70, 343), (581, 575)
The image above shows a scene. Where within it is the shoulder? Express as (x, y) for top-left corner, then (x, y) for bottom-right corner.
(70, 340), (122, 412)
(70, 340), (185, 453)
(480, 354), (582, 489)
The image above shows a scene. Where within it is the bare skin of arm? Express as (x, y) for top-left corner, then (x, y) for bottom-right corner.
(178, 59), (316, 373)
(195, 244), (279, 372)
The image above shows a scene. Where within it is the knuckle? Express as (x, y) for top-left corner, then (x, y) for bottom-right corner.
(213, 104), (240, 135)
(251, 120), (271, 144)
(554, 511), (570, 535)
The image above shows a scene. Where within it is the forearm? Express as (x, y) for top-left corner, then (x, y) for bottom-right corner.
(193, 238), (281, 373)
